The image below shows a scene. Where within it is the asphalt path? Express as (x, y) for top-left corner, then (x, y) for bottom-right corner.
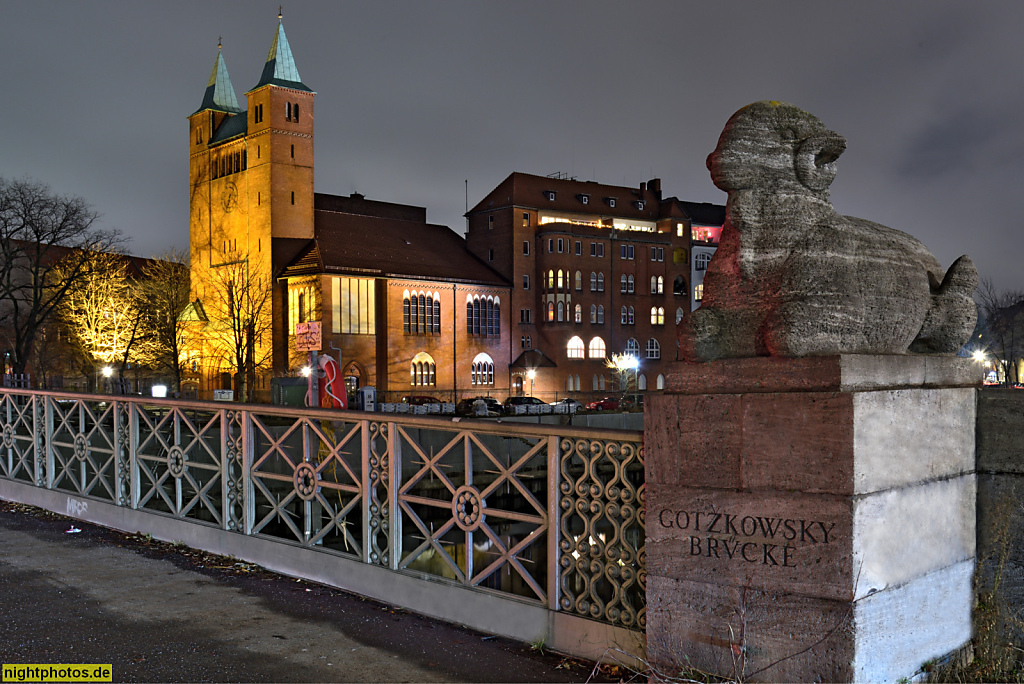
(0, 500), (629, 683)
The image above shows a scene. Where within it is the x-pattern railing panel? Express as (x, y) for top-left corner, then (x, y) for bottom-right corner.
(397, 425), (551, 603)
(0, 389), (644, 633)
(248, 411), (363, 558)
(134, 404), (224, 525)
(0, 393), (38, 483)
(48, 397), (117, 501)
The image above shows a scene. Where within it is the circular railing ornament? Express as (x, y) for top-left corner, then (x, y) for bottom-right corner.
(2, 425), (13, 448)
(452, 484), (484, 531)
(166, 446), (186, 478)
(294, 462), (318, 501)
(73, 433), (89, 461)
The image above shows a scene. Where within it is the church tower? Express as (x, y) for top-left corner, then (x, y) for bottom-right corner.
(187, 16), (315, 399)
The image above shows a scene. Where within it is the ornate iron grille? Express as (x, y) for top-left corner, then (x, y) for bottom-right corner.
(0, 388), (644, 633)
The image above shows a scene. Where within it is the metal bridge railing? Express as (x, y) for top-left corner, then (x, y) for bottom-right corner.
(0, 388), (645, 631)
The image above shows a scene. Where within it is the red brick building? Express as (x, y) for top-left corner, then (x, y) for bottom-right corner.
(466, 173), (723, 399)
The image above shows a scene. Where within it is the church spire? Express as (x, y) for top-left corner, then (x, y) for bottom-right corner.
(251, 15), (311, 92)
(196, 42), (242, 113)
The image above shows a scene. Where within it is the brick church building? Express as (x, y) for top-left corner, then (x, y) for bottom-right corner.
(185, 17), (722, 403)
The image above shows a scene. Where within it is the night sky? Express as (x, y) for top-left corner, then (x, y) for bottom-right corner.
(3, 2), (1022, 290)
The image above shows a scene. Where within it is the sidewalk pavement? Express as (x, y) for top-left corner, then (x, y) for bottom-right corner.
(0, 500), (629, 683)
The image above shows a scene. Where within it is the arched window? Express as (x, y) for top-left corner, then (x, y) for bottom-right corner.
(628, 275), (635, 293)
(621, 306), (628, 324)
(651, 276), (658, 294)
(411, 352), (436, 386)
(588, 337), (606, 359)
(597, 273), (604, 291)
(657, 275), (664, 294)
(557, 269), (564, 290)
(493, 299), (500, 335)
(575, 374), (580, 391)
(575, 271), (582, 291)
(574, 304), (582, 323)
(676, 307), (685, 324)
(651, 307), (665, 325)
(695, 253), (711, 271)
(567, 376), (574, 392)
(592, 374), (599, 391)
(646, 338), (661, 359)
(547, 302), (555, 321)
(434, 298), (441, 333)
(620, 274), (628, 293)
(403, 291), (411, 333)
(548, 270), (555, 289)
(557, 301), (564, 322)
(473, 297), (482, 334)
(590, 305), (597, 324)
(590, 272), (597, 291)
(487, 298), (495, 335)
(657, 307), (664, 324)
(628, 306), (635, 324)
(656, 374), (665, 390)
(418, 294), (427, 333)
(472, 353), (495, 385)
(625, 338), (640, 356)
(673, 275), (687, 296)
(638, 373), (648, 390)
(567, 336), (585, 359)
(597, 305), (605, 324)
(466, 297), (473, 333)
(425, 294), (433, 333)
(600, 374), (606, 391)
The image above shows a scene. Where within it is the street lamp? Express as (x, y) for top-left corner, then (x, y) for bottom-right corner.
(527, 369), (536, 397)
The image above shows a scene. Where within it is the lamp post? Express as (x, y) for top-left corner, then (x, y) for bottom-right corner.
(527, 369), (536, 397)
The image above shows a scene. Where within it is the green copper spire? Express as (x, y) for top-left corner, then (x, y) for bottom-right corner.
(251, 15), (311, 92)
(196, 42), (242, 113)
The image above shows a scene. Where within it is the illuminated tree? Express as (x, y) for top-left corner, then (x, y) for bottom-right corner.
(0, 177), (122, 375)
(977, 278), (1024, 387)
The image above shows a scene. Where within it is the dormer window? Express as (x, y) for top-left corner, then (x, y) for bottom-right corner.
(577, 194), (590, 205)
(634, 200), (645, 210)
(544, 190), (557, 201)
(606, 197), (617, 208)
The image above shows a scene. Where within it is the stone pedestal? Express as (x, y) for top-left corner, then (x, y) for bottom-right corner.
(645, 355), (977, 682)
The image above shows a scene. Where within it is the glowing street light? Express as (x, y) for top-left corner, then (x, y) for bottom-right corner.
(527, 368), (536, 396)
(101, 366), (114, 378)
(972, 350), (988, 363)
(300, 366), (312, 377)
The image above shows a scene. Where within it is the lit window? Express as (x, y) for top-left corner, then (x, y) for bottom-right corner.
(574, 304), (582, 323)
(557, 269), (564, 290)
(575, 270), (582, 291)
(548, 302), (555, 321)
(695, 284), (704, 301)
(588, 337), (606, 359)
(677, 223), (684, 237)
(567, 336), (585, 359)
(646, 338), (661, 359)
(471, 353), (495, 385)
(523, 212), (530, 227)
(548, 270), (555, 289)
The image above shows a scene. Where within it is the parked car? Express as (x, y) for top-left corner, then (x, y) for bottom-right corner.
(503, 395), (547, 411)
(620, 394), (645, 410)
(586, 396), (620, 411)
(550, 398), (583, 412)
(456, 397), (503, 416)
(402, 395), (442, 406)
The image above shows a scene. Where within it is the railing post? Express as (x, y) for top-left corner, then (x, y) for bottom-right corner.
(130, 400), (140, 508)
(388, 420), (401, 571)
(242, 409), (254, 536)
(112, 400), (125, 506)
(360, 419), (371, 564)
(547, 434), (562, 613)
(43, 395), (54, 489)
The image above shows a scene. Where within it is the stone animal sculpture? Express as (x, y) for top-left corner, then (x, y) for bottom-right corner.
(679, 101), (977, 361)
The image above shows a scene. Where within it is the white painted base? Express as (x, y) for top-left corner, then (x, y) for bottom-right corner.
(853, 560), (973, 682)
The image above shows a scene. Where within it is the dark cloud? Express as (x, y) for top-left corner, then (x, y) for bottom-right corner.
(2, 0), (1023, 291)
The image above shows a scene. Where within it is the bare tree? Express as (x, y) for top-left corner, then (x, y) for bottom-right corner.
(0, 177), (122, 376)
(207, 259), (273, 402)
(977, 278), (1024, 386)
(138, 249), (192, 392)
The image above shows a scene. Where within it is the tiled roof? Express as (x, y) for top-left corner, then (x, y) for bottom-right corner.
(194, 49), (242, 115)
(209, 113), (247, 145)
(468, 172), (663, 221)
(279, 209), (509, 287)
(250, 21), (312, 93)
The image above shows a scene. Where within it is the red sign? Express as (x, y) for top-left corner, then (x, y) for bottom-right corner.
(295, 321), (322, 352)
